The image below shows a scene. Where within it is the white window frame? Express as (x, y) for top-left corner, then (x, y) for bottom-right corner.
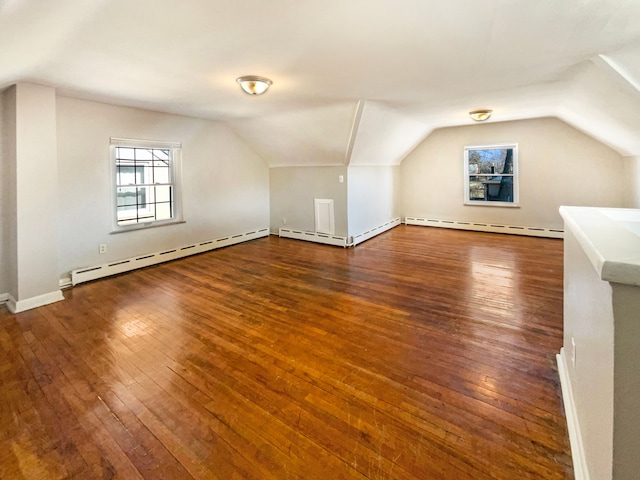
(464, 143), (519, 207)
(110, 137), (184, 233)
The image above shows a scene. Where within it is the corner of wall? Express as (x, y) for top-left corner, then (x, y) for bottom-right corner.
(624, 156), (640, 208)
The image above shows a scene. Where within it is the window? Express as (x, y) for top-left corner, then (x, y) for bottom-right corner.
(464, 143), (518, 206)
(111, 138), (183, 232)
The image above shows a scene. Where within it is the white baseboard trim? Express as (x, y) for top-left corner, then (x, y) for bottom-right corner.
(278, 228), (348, 247)
(557, 348), (589, 480)
(5, 290), (65, 314)
(404, 216), (563, 239)
(60, 277), (72, 289)
(71, 227), (270, 286)
(0, 293), (9, 304)
(351, 217), (402, 246)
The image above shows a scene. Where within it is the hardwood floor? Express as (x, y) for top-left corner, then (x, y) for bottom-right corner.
(0, 226), (572, 479)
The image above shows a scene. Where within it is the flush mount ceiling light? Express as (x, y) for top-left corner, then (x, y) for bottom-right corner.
(236, 75), (272, 95)
(469, 109), (492, 121)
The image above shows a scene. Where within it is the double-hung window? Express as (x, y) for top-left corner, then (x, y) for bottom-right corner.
(111, 138), (183, 232)
(464, 143), (518, 206)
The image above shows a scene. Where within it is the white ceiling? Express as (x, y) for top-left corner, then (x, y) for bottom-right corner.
(2, 0), (640, 166)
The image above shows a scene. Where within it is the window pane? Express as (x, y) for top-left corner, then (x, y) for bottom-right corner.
(155, 202), (172, 220)
(468, 177), (485, 200)
(136, 186), (148, 207)
(135, 148), (153, 161)
(155, 185), (172, 202)
(134, 165), (147, 184)
(468, 148), (514, 174)
(116, 147), (135, 160)
(117, 187), (138, 207)
(117, 206), (136, 222)
(117, 165), (132, 185)
(469, 176), (514, 202)
(152, 149), (170, 162)
(154, 166), (170, 184)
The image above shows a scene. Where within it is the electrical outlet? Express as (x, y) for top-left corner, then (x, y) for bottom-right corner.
(99, 244), (107, 254)
(282, 218), (287, 225)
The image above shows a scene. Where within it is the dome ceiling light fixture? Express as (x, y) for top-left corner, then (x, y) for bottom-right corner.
(469, 109), (492, 121)
(236, 75), (272, 95)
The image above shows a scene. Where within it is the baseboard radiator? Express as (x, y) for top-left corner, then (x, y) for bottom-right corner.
(404, 216), (563, 239)
(71, 228), (269, 286)
(278, 228), (349, 247)
(351, 217), (402, 246)
(279, 217), (402, 248)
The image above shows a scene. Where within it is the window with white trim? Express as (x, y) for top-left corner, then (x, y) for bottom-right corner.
(111, 138), (183, 231)
(464, 143), (518, 206)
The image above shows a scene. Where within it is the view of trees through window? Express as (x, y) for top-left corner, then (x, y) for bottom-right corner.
(465, 145), (517, 204)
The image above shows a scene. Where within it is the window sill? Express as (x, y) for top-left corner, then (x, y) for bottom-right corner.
(464, 202), (520, 208)
(110, 219), (186, 234)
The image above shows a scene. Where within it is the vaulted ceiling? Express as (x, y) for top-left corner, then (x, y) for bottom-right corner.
(2, 0), (640, 166)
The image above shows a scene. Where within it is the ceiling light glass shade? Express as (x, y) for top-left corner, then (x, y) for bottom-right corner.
(236, 75), (272, 95)
(469, 109), (492, 121)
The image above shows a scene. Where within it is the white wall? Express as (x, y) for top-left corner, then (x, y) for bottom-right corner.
(401, 117), (627, 230)
(269, 166), (348, 236)
(611, 282), (640, 480)
(624, 156), (640, 208)
(347, 165), (400, 237)
(0, 88), (12, 296)
(56, 97), (269, 277)
(15, 84), (62, 301)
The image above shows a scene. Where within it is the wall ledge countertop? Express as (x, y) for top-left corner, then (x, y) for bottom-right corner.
(560, 206), (640, 287)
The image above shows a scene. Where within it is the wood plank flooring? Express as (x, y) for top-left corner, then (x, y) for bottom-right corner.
(0, 226), (572, 479)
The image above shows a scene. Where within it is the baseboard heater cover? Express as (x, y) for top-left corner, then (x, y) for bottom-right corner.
(71, 228), (269, 286)
(351, 217), (402, 246)
(404, 216), (563, 239)
(279, 217), (402, 248)
(278, 228), (348, 247)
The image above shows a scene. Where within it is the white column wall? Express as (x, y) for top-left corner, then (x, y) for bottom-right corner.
(0, 88), (16, 297)
(1, 84), (64, 310)
(347, 165), (400, 237)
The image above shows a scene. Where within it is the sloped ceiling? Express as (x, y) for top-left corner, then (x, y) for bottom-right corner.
(1, 0), (640, 166)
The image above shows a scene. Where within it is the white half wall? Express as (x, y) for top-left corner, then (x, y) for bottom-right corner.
(269, 166), (348, 236)
(56, 97), (270, 278)
(347, 165), (400, 238)
(400, 117), (627, 230)
(563, 227), (614, 480)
